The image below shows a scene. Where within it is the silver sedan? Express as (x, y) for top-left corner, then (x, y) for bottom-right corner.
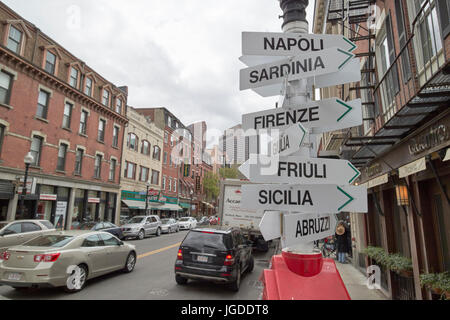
(160, 218), (179, 234)
(0, 230), (137, 293)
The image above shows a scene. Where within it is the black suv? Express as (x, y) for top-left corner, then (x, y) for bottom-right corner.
(174, 227), (254, 291)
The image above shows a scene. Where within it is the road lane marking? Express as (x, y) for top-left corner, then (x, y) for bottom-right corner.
(137, 242), (181, 259)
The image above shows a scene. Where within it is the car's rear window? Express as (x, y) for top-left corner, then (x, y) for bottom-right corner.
(161, 219), (170, 224)
(24, 235), (74, 247)
(182, 231), (232, 250)
(128, 217), (144, 224)
(40, 221), (55, 229)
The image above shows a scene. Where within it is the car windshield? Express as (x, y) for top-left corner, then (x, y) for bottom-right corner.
(74, 223), (96, 230)
(23, 235), (74, 247)
(179, 218), (189, 222)
(127, 217), (144, 224)
(161, 219), (170, 224)
(182, 231), (231, 250)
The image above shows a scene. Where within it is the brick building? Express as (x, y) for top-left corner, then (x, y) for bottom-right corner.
(314, 0), (450, 300)
(0, 2), (128, 228)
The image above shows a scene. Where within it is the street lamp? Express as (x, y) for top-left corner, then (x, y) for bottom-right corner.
(145, 181), (151, 216)
(20, 152), (34, 217)
(190, 189), (194, 217)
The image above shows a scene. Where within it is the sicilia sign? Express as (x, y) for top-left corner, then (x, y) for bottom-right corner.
(409, 124), (449, 155)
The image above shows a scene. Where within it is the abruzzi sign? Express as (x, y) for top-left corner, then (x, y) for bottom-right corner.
(240, 47), (355, 91)
(242, 98), (363, 133)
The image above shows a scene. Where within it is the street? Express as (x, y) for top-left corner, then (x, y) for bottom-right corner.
(0, 230), (272, 300)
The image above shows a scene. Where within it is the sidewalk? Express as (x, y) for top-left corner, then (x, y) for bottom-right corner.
(336, 261), (388, 300)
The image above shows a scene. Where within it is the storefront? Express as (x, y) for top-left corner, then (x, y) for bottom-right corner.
(120, 191), (182, 220)
(0, 180), (15, 221)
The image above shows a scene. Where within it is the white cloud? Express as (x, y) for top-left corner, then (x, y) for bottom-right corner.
(4, 0), (316, 146)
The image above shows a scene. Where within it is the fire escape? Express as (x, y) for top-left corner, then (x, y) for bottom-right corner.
(324, 0), (450, 170)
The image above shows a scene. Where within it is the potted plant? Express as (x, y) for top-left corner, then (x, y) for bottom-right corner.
(420, 272), (450, 299)
(385, 253), (413, 277)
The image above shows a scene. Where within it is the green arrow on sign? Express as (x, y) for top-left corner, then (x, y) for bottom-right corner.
(347, 162), (360, 184)
(336, 99), (353, 122)
(343, 36), (357, 52)
(337, 48), (354, 70)
(298, 124), (307, 147)
(337, 186), (355, 211)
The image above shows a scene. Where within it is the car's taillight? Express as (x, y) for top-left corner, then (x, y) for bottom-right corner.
(177, 249), (183, 260)
(0, 251), (10, 261)
(34, 253), (61, 263)
(224, 254), (235, 266)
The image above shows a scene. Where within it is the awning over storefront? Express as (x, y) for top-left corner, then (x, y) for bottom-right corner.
(179, 202), (190, 209)
(201, 201), (214, 209)
(159, 204), (183, 211)
(121, 200), (145, 210)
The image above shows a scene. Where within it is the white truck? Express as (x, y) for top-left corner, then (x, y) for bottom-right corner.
(218, 179), (269, 252)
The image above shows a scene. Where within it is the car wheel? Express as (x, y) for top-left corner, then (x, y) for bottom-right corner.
(64, 264), (88, 293)
(123, 252), (136, 273)
(230, 265), (241, 292)
(175, 274), (188, 285)
(247, 256), (254, 273)
(138, 229), (145, 240)
(156, 227), (161, 237)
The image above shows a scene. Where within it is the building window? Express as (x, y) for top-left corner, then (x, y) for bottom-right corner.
(127, 133), (138, 151)
(7, 25), (22, 54)
(115, 98), (122, 114)
(85, 77), (93, 96)
(69, 67), (78, 88)
(112, 126), (119, 148)
(153, 145), (161, 161)
(0, 71), (13, 105)
(36, 90), (50, 119)
(94, 154), (102, 179)
(98, 119), (106, 142)
(102, 89), (110, 107)
(109, 159), (116, 181)
(168, 178), (172, 191)
(164, 132), (168, 144)
(418, 2), (443, 66)
(162, 176), (166, 190)
(141, 140), (151, 155)
(62, 102), (73, 129)
(74, 149), (83, 175)
(30, 136), (43, 166)
(163, 152), (168, 164)
(79, 110), (88, 135)
(151, 170), (160, 186)
(45, 51), (56, 75)
(173, 180), (177, 193)
(57, 144), (68, 171)
(125, 161), (136, 180)
(0, 125), (5, 155)
(140, 166), (149, 182)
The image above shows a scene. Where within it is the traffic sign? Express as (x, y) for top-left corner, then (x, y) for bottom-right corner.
(242, 98), (362, 133)
(239, 155), (361, 185)
(269, 123), (308, 157)
(240, 183), (367, 213)
(241, 32), (356, 65)
(240, 47), (355, 91)
(259, 212), (337, 245)
(250, 58), (361, 97)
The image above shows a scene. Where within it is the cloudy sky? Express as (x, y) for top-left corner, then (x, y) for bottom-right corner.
(4, 0), (315, 147)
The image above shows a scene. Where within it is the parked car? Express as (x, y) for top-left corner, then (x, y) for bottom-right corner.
(72, 222), (124, 240)
(209, 216), (218, 225)
(160, 218), (179, 234)
(0, 230), (136, 293)
(197, 216), (210, 226)
(119, 216), (129, 226)
(178, 217), (197, 230)
(0, 220), (55, 254)
(120, 216), (162, 240)
(174, 226), (254, 291)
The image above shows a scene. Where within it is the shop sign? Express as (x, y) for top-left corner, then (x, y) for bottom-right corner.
(366, 162), (382, 178)
(88, 197), (100, 203)
(408, 124), (449, 155)
(361, 174), (389, 189)
(399, 158), (426, 178)
(40, 194), (57, 201)
(55, 201), (67, 230)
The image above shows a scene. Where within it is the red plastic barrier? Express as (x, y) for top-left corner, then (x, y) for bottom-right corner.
(259, 253), (351, 300)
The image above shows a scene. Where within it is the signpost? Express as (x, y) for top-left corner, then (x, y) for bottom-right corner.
(242, 98), (363, 133)
(241, 183), (367, 214)
(239, 155), (361, 185)
(269, 123), (308, 157)
(240, 47), (355, 91)
(259, 211), (337, 246)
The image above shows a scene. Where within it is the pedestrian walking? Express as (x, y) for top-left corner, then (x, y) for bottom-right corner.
(335, 222), (349, 263)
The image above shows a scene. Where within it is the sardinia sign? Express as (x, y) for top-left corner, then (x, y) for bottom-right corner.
(240, 47), (355, 91)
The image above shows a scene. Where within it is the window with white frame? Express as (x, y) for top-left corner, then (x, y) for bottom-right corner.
(109, 159), (116, 181)
(102, 89), (110, 107)
(85, 77), (93, 96)
(45, 51), (57, 75)
(69, 67), (79, 88)
(7, 25), (22, 54)
(0, 71), (13, 105)
(115, 98), (122, 114)
(62, 102), (73, 129)
(56, 144), (68, 171)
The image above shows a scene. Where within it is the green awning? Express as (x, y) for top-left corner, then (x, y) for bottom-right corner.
(179, 202), (190, 209)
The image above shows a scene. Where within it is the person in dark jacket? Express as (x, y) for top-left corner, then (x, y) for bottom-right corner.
(335, 222), (349, 263)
